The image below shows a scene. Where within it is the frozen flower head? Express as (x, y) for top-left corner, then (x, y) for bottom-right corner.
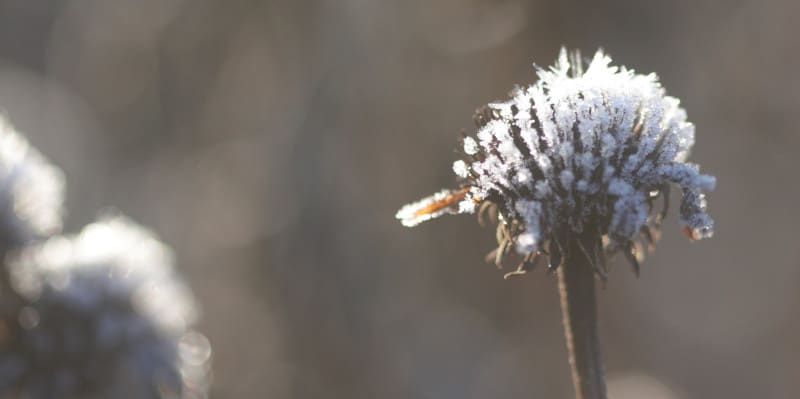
(0, 118), (65, 250)
(397, 49), (715, 277)
(0, 215), (211, 399)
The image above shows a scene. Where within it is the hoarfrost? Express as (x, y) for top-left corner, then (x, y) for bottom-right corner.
(397, 48), (715, 258)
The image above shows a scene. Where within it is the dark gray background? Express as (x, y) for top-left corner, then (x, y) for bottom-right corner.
(0, 0), (797, 398)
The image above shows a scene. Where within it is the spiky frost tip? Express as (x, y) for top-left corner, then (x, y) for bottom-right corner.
(396, 48), (716, 276)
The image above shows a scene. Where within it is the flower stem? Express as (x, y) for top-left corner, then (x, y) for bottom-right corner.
(557, 237), (606, 399)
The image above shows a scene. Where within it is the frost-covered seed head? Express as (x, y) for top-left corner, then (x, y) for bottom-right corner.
(0, 215), (211, 399)
(396, 48), (715, 276)
(0, 118), (65, 250)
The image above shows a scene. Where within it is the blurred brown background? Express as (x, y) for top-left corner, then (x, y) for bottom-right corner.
(0, 0), (797, 398)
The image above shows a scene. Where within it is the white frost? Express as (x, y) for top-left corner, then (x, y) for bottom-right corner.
(453, 160), (470, 178)
(397, 48), (715, 254)
(396, 188), (470, 227)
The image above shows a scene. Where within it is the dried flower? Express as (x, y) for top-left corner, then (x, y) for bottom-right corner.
(0, 215), (211, 399)
(0, 118), (65, 250)
(397, 49), (715, 277)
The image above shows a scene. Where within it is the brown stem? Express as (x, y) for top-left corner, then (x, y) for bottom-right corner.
(557, 238), (606, 399)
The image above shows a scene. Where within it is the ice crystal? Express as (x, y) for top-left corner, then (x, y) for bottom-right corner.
(396, 48), (715, 277)
(0, 118), (64, 249)
(0, 215), (211, 399)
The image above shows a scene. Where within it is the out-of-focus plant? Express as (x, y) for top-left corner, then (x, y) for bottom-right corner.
(397, 49), (715, 399)
(0, 118), (211, 399)
(0, 119), (64, 253)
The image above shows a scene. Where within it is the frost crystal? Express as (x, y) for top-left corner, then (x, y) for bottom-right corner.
(0, 118), (64, 248)
(0, 215), (211, 399)
(396, 49), (715, 277)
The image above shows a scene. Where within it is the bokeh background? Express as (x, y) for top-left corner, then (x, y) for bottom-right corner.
(0, 0), (797, 398)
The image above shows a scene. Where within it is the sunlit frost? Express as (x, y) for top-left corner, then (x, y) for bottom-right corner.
(397, 48), (716, 259)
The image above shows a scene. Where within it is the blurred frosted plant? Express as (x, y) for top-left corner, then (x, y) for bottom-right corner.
(396, 48), (716, 399)
(0, 118), (64, 251)
(0, 215), (211, 399)
(397, 48), (715, 278)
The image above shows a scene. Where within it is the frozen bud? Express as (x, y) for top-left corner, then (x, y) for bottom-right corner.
(1, 215), (211, 399)
(396, 48), (716, 276)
